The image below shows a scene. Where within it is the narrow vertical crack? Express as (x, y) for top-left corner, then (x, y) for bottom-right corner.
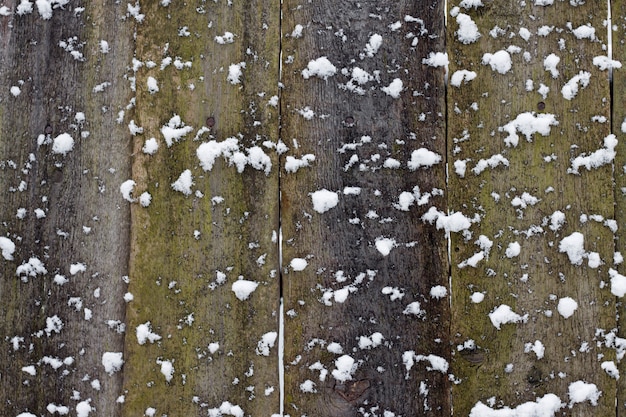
(277, 0), (285, 415)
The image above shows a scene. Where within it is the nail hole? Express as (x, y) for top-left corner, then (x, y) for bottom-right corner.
(344, 116), (354, 127)
(206, 116), (215, 128)
(454, 247), (460, 252)
(537, 102), (545, 111)
(45, 124), (53, 134)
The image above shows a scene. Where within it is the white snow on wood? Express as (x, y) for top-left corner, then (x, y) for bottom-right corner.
(0, 236), (16, 260)
(458, 251), (485, 268)
(544, 53), (560, 77)
(161, 114), (193, 147)
(256, 332), (278, 356)
(499, 112), (558, 147)
(557, 297), (578, 319)
(422, 207), (473, 234)
(232, 279), (259, 301)
(290, 258), (308, 271)
(52, 133), (75, 155)
(456, 13), (481, 44)
(381, 78), (403, 98)
(482, 50), (512, 74)
(524, 340), (545, 359)
(422, 52), (449, 67)
(302, 57), (337, 80)
(450, 70), (477, 87)
(568, 134), (617, 174)
(363, 34), (383, 57)
(408, 148), (442, 170)
(568, 381), (601, 406)
(310, 189), (339, 213)
(332, 355), (356, 382)
(489, 304), (528, 329)
(375, 237), (396, 256)
(136, 322), (162, 345)
(561, 71), (591, 100)
(215, 32), (235, 44)
(157, 359), (174, 382)
(469, 394), (563, 417)
(472, 154), (509, 175)
(558, 232), (585, 265)
(171, 169), (194, 196)
(102, 352), (124, 375)
(16, 257), (47, 280)
(147, 76), (159, 94)
(610, 268), (626, 297)
(227, 62), (245, 84)
(120, 179), (136, 202)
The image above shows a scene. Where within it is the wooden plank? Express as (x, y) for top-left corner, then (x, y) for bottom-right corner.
(613, 0), (626, 414)
(447, 1), (616, 415)
(280, 1), (449, 416)
(121, 2), (281, 416)
(0, 2), (133, 416)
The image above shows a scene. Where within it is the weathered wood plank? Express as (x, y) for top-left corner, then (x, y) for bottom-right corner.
(613, 0), (626, 414)
(121, 2), (281, 416)
(280, 1), (449, 416)
(447, 1), (616, 415)
(0, 2), (133, 416)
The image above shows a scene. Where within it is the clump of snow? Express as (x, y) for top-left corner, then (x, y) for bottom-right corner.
(602, 361), (619, 379)
(375, 237), (396, 256)
(568, 381), (601, 406)
(136, 322), (162, 345)
(469, 394), (563, 417)
(215, 32), (235, 44)
(430, 285), (447, 299)
(408, 148), (442, 170)
(332, 355), (356, 382)
(458, 251), (485, 268)
(403, 301), (425, 317)
(302, 57), (337, 80)
(489, 304), (528, 329)
(544, 53), (560, 78)
(256, 332), (278, 356)
(171, 169), (193, 196)
(232, 279), (259, 301)
(300, 380), (316, 393)
(610, 268), (626, 297)
(139, 192), (152, 207)
(568, 134), (617, 174)
(290, 258), (308, 271)
(381, 78), (403, 98)
(482, 50), (512, 74)
(450, 70), (477, 87)
(227, 62), (246, 84)
(76, 400), (93, 417)
(472, 154), (509, 175)
(558, 232), (585, 265)
(196, 137), (240, 171)
(10, 86), (21, 96)
(102, 352), (124, 375)
(363, 34), (383, 57)
(557, 297), (578, 318)
(456, 13), (480, 44)
(209, 402), (244, 417)
(291, 25), (303, 38)
(505, 242), (521, 258)
(511, 192), (539, 209)
(561, 71), (591, 100)
(422, 52), (449, 67)
(311, 189), (339, 213)
(161, 114), (193, 147)
(570, 23), (596, 40)
(120, 180), (136, 202)
(422, 207), (473, 234)
(470, 292), (484, 303)
(0, 236), (16, 260)
(499, 112), (558, 147)
(147, 76), (159, 94)
(593, 55), (622, 71)
(52, 133), (75, 155)
(285, 154), (315, 173)
(16, 257), (47, 280)
(524, 340), (545, 359)
(157, 359), (174, 382)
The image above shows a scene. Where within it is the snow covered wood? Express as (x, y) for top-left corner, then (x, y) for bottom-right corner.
(121, 2), (281, 416)
(280, 1), (450, 415)
(0, 2), (133, 416)
(447, 1), (616, 416)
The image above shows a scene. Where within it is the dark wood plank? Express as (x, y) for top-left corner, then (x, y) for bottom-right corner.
(0, 2), (133, 415)
(447, 1), (616, 415)
(280, 1), (449, 415)
(121, 1), (281, 416)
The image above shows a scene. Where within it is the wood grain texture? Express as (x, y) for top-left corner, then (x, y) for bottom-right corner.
(613, 1), (626, 414)
(121, 1), (281, 416)
(447, 1), (616, 415)
(280, 1), (449, 416)
(0, 2), (133, 415)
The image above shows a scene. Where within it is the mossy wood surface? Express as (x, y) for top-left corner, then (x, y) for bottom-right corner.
(447, 1), (616, 415)
(0, 2), (133, 416)
(122, 1), (281, 416)
(280, 1), (449, 416)
(614, 1), (626, 414)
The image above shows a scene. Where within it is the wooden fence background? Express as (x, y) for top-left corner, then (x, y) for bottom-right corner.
(0, 0), (624, 416)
